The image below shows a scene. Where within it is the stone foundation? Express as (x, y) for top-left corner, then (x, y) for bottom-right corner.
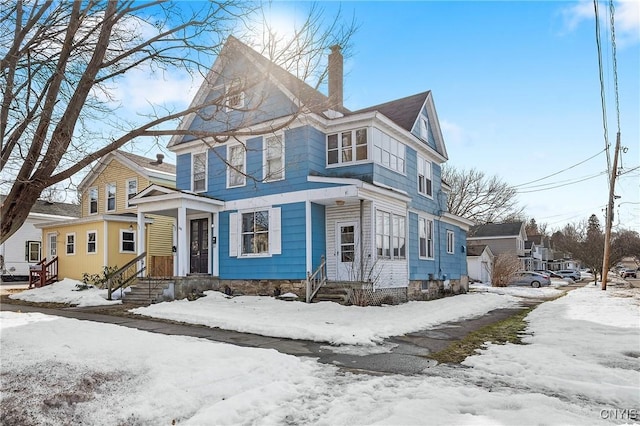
(407, 276), (469, 301)
(172, 276), (306, 300)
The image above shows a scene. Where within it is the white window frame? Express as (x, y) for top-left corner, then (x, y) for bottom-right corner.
(89, 187), (98, 215)
(47, 233), (57, 258)
(120, 229), (136, 253)
(372, 128), (405, 174)
(25, 241), (41, 263)
(229, 207), (281, 258)
(417, 156), (433, 197)
(241, 210), (270, 256)
(418, 217), (434, 260)
(87, 230), (97, 254)
(376, 210), (406, 261)
(446, 230), (455, 254)
(419, 116), (429, 140)
(225, 79), (245, 112)
(263, 134), (285, 182)
(66, 233), (76, 256)
(106, 183), (116, 212)
(126, 178), (138, 208)
(227, 144), (246, 188)
(326, 128), (368, 166)
(192, 151), (207, 193)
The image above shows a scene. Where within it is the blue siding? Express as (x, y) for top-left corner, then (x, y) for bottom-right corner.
(311, 203), (326, 272)
(176, 153), (191, 191)
(218, 202), (307, 279)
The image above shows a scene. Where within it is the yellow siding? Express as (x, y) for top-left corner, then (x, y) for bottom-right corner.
(147, 214), (174, 256)
(106, 222), (139, 272)
(80, 160), (151, 217)
(40, 221), (105, 280)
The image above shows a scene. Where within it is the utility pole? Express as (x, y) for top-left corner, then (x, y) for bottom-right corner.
(601, 131), (621, 291)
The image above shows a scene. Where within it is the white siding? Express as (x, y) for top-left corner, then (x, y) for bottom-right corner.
(325, 202), (372, 282)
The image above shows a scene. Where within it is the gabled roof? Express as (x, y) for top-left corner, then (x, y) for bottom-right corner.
(1, 195), (80, 218)
(467, 244), (489, 257)
(78, 150), (176, 193)
(351, 92), (430, 132)
(226, 36), (346, 115)
(469, 221), (525, 238)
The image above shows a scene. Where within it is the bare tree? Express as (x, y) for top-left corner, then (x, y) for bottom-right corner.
(492, 253), (521, 287)
(442, 165), (523, 224)
(0, 0), (356, 243)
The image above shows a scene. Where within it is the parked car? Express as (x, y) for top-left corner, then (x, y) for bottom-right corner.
(557, 269), (581, 282)
(509, 271), (551, 288)
(619, 268), (637, 279)
(535, 269), (562, 279)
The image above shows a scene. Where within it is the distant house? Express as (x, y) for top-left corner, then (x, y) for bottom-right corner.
(467, 221), (528, 270)
(130, 36), (474, 303)
(0, 197), (80, 281)
(466, 244), (494, 284)
(35, 151), (176, 280)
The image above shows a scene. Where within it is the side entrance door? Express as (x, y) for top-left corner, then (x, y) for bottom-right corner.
(190, 218), (209, 274)
(335, 221), (359, 281)
(47, 232), (57, 259)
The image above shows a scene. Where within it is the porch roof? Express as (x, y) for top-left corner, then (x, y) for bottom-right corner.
(129, 184), (224, 217)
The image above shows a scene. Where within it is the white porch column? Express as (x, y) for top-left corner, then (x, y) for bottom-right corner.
(177, 206), (188, 276)
(136, 212), (145, 276)
(305, 200), (312, 274)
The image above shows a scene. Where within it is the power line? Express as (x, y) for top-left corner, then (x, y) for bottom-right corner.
(513, 149), (605, 188)
(516, 171), (606, 194)
(593, 0), (611, 175)
(516, 170), (608, 191)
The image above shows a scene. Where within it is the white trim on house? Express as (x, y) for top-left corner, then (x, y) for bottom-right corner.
(191, 150), (208, 193)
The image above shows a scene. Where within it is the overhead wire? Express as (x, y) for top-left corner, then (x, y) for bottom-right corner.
(593, 0), (612, 175)
(516, 171), (607, 193)
(513, 149), (606, 188)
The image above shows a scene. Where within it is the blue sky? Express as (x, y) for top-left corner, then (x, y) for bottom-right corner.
(124, 1), (639, 233)
(315, 0), (640, 233)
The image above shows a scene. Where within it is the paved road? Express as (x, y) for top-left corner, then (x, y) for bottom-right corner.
(0, 290), (569, 375)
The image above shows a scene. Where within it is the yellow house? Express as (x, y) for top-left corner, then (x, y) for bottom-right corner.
(36, 151), (176, 280)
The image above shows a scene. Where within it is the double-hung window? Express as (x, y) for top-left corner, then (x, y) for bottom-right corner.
(25, 241), (41, 262)
(66, 233), (76, 255)
(417, 156), (432, 197)
(192, 152), (207, 192)
(228, 145), (245, 187)
(419, 116), (429, 141)
(419, 217), (434, 259)
(447, 230), (455, 254)
(229, 207), (281, 257)
(120, 230), (135, 253)
(87, 231), (97, 254)
(89, 187), (98, 214)
(264, 135), (284, 181)
(376, 210), (406, 260)
(106, 183), (116, 212)
(327, 128), (368, 165)
(241, 211), (269, 255)
(126, 179), (138, 207)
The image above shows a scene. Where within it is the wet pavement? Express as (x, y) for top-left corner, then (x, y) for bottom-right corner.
(0, 295), (553, 375)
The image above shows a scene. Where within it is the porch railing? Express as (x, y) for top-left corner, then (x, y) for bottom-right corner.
(306, 255), (327, 303)
(107, 252), (147, 300)
(29, 257), (58, 288)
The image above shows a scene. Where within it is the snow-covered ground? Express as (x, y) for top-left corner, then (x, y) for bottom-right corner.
(8, 278), (125, 307)
(2, 283), (638, 425)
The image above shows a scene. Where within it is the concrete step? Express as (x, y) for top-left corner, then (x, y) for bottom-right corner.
(123, 280), (172, 305)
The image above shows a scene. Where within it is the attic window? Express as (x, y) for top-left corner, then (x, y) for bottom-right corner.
(225, 80), (245, 111)
(419, 116), (429, 140)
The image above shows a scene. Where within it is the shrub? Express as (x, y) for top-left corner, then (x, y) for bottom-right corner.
(81, 265), (120, 290)
(492, 253), (521, 287)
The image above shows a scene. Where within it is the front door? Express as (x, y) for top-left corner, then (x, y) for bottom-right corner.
(47, 233), (57, 259)
(190, 218), (209, 274)
(336, 221), (359, 281)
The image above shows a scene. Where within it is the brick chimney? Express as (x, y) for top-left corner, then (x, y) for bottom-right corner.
(328, 45), (343, 109)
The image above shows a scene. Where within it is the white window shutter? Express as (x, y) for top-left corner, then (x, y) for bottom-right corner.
(229, 212), (238, 257)
(269, 207), (281, 255)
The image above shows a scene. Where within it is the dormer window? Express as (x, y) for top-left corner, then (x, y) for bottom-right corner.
(225, 80), (245, 111)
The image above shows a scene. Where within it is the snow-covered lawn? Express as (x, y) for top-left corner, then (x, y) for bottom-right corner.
(2, 284), (638, 425)
(8, 278), (124, 307)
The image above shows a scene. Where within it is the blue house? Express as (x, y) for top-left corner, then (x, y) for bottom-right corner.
(131, 36), (473, 303)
